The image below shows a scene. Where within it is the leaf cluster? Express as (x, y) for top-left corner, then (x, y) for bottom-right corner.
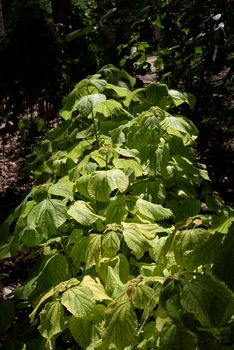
(0, 67), (233, 349)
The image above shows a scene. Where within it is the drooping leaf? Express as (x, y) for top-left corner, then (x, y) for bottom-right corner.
(92, 99), (122, 118)
(79, 276), (112, 301)
(145, 83), (168, 106)
(105, 265), (125, 298)
(105, 197), (128, 224)
(27, 199), (67, 237)
(85, 234), (102, 269)
(160, 322), (197, 350)
(103, 300), (138, 350)
(113, 158), (143, 177)
(122, 222), (153, 259)
(69, 316), (96, 349)
(68, 201), (102, 226)
(88, 169), (129, 202)
(48, 178), (74, 201)
(160, 115), (198, 138)
(168, 89), (191, 107)
(209, 215), (234, 234)
(174, 229), (210, 268)
(42, 253), (68, 287)
(136, 198), (173, 222)
(78, 94), (106, 116)
(181, 274), (234, 327)
(132, 283), (157, 309)
(38, 301), (64, 340)
(105, 83), (129, 97)
(102, 231), (120, 257)
(71, 235), (89, 272)
(61, 286), (95, 318)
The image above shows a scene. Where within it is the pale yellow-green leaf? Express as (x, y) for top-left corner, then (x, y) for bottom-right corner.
(122, 222), (154, 259)
(102, 231), (120, 257)
(113, 158), (143, 177)
(79, 275), (112, 301)
(38, 301), (64, 340)
(136, 198), (173, 222)
(103, 300), (138, 350)
(68, 201), (102, 226)
(85, 234), (102, 269)
(61, 286), (95, 318)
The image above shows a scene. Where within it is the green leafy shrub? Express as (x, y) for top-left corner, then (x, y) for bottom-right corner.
(0, 67), (233, 349)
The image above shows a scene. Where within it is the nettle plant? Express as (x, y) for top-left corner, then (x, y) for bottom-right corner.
(1, 66), (234, 349)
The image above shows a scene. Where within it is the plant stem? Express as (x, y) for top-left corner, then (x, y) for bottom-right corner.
(61, 235), (74, 277)
(85, 82), (99, 148)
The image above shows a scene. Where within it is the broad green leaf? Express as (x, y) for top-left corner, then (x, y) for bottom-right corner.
(103, 300), (138, 350)
(105, 265), (125, 298)
(105, 197), (128, 224)
(88, 171), (111, 202)
(30, 288), (55, 322)
(213, 230), (234, 291)
(132, 180), (166, 204)
(168, 89), (191, 107)
(181, 274), (234, 326)
(145, 83), (168, 106)
(122, 222), (153, 259)
(69, 316), (96, 349)
(98, 254), (129, 285)
(209, 215), (234, 234)
(79, 276), (112, 301)
(43, 253), (68, 287)
(132, 283), (157, 309)
(187, 232), (223, 270)
(38, 301), (64, 340)
(92, 99), (122, 118)
(27, 199), (67, 237)
(88, 169), (129, 202)
(71, 236), (89, 271)
(76, 174), (92, 199)
(160, 322), (197, 350)
(85, 234), (102, 269)
(68, 201), (102, 226)
(174, 229), (209, 268)
(113, 158), (143, 177)
(102, 231), (120, 257)
(89, 77), (107, 92)
(78, 94), (106, 116)
(68, 139), (93, 162)
(124, 87), (145, 107)
(160, 115), (198, 137)
(49, 179), (74, 201)
(61, 286), (95, 318)
(22, 229), (43, 247)
(114, 147), (139, 159)
(136, 198), (173, 222)
(105, 83), (129, 97)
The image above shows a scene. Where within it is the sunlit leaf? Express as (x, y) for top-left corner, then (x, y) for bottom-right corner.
(38, 301), (64, 340)
(68, 201), (102, 226)
(103, 300), (138, 350)
(27, 199), (67, 237)
(61, 286), (95, 318)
